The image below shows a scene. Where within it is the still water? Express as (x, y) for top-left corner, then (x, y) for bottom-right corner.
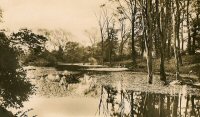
(11, 68), (200, 117)
(19, 86), (200, 117)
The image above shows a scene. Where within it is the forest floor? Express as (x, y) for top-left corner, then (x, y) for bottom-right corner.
(114, 54), (200, 79)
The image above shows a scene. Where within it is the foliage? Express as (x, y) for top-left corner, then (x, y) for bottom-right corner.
(10, 28), (47, 55)
(0, 32), (35, 108)
(37, 28), (70, 50)
(88, 57), (98, 65)
(9, 28), (58, 66)
(51, 46), (65, 62)
(22, 49), (57, 66)
(104, 27), (119, 62)
(63, 42), (86, 63)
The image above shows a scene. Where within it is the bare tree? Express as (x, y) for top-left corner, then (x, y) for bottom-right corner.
(84, 27), (99, 57)
(118, 13), (130, 60)
(187, 0), (192, 54)
(173, 0), (181, 80)
(95, 4), (112, 65)
(37, 28), (70, 51)
(84, 28), (99, 46)
(156, 0), (167, 82)
(115, 0), (137, 65)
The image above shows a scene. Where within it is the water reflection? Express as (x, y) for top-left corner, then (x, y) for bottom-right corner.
(98, 84), (200, 117)
(14, 70), (200, 117)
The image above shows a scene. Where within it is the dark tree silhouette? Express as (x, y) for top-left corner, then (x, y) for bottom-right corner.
(0, 32), (35, 109)
(10, 28), (47, 55)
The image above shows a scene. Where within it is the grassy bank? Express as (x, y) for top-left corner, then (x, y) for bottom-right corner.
(113, 54), (200, 77)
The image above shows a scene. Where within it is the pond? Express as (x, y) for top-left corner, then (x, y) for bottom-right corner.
(10, 67), (200, 117)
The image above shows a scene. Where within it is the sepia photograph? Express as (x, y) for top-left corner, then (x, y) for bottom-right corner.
(0, 0), (200, 116)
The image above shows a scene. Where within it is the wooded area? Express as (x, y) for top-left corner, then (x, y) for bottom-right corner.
(95, 0), (200, 84)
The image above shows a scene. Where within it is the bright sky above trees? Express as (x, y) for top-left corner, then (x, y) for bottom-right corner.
(0, 0), (106, 45)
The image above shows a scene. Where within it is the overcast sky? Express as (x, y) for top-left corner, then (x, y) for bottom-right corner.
(0, 0), (106, 45)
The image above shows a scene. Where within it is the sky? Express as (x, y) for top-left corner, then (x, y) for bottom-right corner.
(0, 0), (106, 45)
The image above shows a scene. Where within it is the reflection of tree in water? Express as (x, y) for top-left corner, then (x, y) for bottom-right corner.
(104, 85), (118, 111)
(185, 95), (200, 117)
(97, 84), (200, 117)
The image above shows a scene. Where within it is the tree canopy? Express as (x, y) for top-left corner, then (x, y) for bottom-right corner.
(10, 28), (47, 55)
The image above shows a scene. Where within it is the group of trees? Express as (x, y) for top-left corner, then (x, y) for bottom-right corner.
(0, 25), (94, 114)
(8, 28), (97, 66)
(95, 0), (200, 84)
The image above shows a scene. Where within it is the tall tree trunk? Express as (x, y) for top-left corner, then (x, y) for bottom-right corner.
(160, 32), (166, 82)
(176, 0), (183, 65)
(146, 41), (153, 84)
(153, 3), (160, 58)
(141, 0), (153, 84)
(187, 0), (192, 54)
(181, 11), (184, 51)
(141, 37), (145, 58)
(119, 16), (127, 61)
(146, 0), (153, 84)
(154, 32), (160, 58)
(101, 30), (104, 65)
(131, 19), (136, 65)
(167, 0), (173, 59)
(131, 0), (137, 65)
(173, 0), (180, 80)
(191, 30), (196, 54)
(167, 34), (172, 59)
(157, 0), (167, 82)
(98, 12), (106, 65)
